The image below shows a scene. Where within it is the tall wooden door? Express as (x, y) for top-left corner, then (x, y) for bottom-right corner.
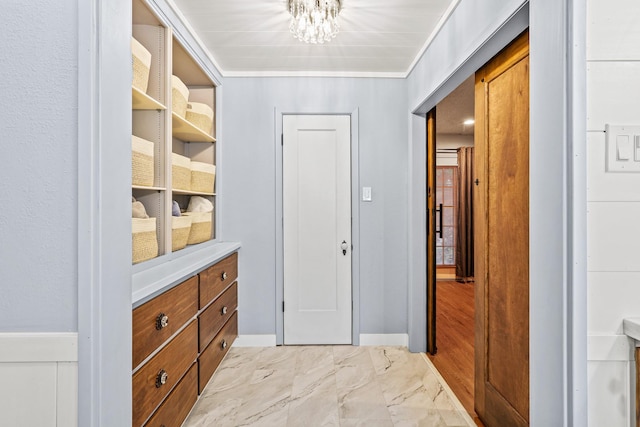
(283, 114), (352, 345)
(474, 30), (529, 426)
(426, 108), (437, 354)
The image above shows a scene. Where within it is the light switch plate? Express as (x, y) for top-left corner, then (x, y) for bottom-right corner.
(606, 125), (640, 172)
(362, 187), (372, 202)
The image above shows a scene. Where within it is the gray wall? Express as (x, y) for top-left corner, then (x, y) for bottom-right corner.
(219, 77), (409, 336)
(0, 0), (78, 332)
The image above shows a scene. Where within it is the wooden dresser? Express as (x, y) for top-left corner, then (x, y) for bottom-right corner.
(132, 252), (238, 427)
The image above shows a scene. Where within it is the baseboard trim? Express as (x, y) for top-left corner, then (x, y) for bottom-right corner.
(359, 334), (409, 347)
(0, 332), (78, 362)
(587, 334), (634, 361)
(234, 334), (277, 347)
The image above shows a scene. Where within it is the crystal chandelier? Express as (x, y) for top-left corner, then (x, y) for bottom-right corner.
(288, 0), (341, 44)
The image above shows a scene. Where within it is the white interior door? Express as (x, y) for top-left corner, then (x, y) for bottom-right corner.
(283, 115), (352, 345)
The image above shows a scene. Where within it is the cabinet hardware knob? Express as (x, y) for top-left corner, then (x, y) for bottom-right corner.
(221, 272), (228, 281)
(155, 313), (169, 330)
(155, 370), (168, 388)
(221, 340), (227, 350)
(221, 306), (228, 315)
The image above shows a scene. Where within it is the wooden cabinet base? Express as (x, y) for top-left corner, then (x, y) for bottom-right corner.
(144, 363), (198, 427)
(133, 321), (198, 427)
(199, 311), (238, 394)
(199, 252), (238, 308)
(133, 276), (198, 369)
(199, 282), (237, 352)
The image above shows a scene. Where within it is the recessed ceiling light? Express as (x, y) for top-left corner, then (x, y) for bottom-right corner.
(463, 119), (475, 126)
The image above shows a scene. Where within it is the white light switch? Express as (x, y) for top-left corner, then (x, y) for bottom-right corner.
(606, 125), (640, 172)
(362, 187), (372, 202)
(617, 135), (631, 160)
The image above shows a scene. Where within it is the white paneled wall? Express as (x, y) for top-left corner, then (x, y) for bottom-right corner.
(587, 1), (640, 425)
(0, 333), (78, 427)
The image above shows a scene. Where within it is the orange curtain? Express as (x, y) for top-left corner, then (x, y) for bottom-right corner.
(455, 147), (474, 282)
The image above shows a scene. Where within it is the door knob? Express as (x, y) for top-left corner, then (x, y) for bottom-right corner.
(341, 240), (348, 256)
(155, 313), (169, 330)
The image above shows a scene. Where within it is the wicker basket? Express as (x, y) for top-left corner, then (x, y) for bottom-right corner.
(172, 215), (192, 251)
(172, 75), (189, 118)
(172, 153), (191, 191)
(132, 218), (158, 264)
(132, 37), (151, 93)
(190, 162), (215, 193)
(132, 135), (154, 187)
(185, 102), (214, 135)
(183, 211), (212, 244)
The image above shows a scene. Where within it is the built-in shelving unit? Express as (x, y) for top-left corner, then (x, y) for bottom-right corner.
(131, 0), (218, 266)
(172, 112), (216, 142)
(132, 87), (166, 110)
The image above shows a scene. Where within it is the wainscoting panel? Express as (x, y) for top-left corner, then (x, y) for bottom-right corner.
(0, 333), (78, 427)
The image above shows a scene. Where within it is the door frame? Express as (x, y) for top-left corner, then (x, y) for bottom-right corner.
(407, 1), (587, 425)
(275, 109), (361, 346)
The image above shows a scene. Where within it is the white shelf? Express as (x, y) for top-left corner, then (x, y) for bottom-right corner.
(133, 185), (166, 191)
(172, 189), (216, 196)
(172, 112), (216, 143)
(132, 86), (166, 110)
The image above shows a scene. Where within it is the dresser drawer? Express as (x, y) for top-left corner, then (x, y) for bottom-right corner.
(143, 362), (197, 427)
(133, 320), (198, 427)
(199, 252), (238, 308)
(199, 282), (238, 352)
(198, 311), (237, 394)
(133, 276), (199, 369)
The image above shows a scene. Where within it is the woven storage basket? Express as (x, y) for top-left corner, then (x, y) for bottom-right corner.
(190, 162), (216, 193)
(183, 211), (212, 244)
(132, 135), (154, 187)
(185, 102), (214, 135)
(171, 75), (189, 118)
(172, 215), (192, 251)
(132, 218), (158, 264)
(132, 37), (151, 93)
(172, 153), (191, 191)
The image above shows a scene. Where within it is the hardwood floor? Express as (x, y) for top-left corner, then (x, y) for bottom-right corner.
(427, 280), (484, 425)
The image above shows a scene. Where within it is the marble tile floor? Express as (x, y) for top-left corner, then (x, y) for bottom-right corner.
(183, 346), (475, 427)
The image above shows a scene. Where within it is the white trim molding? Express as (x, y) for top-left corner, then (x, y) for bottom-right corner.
(234, 335), (278, 347)
(360, 334), (409, 347)
(0, 332), (78, 362)
(0, 332), (78, 427)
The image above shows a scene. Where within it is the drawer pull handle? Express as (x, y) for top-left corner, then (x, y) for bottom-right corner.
(155, 313), (169, 330)
(155, 370), (168, 388)
(221, 271), (228, 281)
(221, 306), (228, 315)
(221, 339), (227, 350)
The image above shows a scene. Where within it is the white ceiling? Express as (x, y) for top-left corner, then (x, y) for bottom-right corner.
(436, 75), (475, 135)
(170, 0), (458, 76)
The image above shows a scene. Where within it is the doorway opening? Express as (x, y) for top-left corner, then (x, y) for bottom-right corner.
(426, 75), (477, 418)
(425, 29), (530, 427)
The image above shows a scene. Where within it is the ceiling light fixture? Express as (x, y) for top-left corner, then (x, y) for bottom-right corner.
(463, 119), (475, 125)
(288, 0), (341, 44)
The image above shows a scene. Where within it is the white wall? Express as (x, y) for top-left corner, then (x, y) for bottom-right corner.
(586, 1), (640, 424)
(219, 77), (409, 339)
(0, 0), (78, 332)
(436, 134), (474, 166)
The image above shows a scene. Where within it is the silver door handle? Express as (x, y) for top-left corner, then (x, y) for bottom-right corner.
(341, 240), (348, 256)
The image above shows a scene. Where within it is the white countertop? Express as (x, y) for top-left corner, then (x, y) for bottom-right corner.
(623, 318), (640, 342)
(132, 240), (241, 307)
